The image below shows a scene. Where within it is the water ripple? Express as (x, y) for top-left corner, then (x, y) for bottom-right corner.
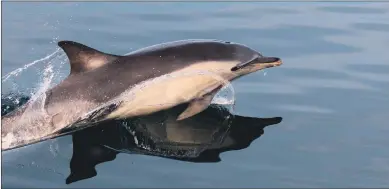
(352, 23), (389, 32)
(274, 104), (334, 114)
(317, 6), (388, 14)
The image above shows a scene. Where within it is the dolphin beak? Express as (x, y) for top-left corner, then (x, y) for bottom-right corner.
(254, 56), (283, 68)
(231, 56), (282, 71)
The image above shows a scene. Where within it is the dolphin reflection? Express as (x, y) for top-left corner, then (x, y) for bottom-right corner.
(66, 103), (282, 184)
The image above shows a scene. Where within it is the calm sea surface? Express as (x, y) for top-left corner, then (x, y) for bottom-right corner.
(2, 2), (389, 188)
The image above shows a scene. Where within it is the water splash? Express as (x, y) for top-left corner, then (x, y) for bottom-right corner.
(2, 48), (68, 110)
(1, 48), (61, 82)
(1, 48), (69, 153)
(49, 139), (60, 158)
(26, 63), (54, 112)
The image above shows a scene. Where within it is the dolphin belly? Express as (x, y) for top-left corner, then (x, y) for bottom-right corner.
(105, 61), (238, 120)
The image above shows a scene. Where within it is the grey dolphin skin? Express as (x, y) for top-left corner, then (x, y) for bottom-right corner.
(1, 39), (282, 151)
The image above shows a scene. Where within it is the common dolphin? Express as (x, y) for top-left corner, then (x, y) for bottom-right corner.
(1, 39), (282, 151)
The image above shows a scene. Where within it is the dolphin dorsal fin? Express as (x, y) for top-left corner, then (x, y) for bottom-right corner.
(58, 41), (121, 74)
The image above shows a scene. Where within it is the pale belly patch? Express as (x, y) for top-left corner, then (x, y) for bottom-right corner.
(106, 61), (239, 120)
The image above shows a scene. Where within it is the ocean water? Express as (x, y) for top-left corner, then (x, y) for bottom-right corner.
(2, 2), (389, 188)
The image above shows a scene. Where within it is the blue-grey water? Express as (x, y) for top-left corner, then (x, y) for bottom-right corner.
(2, 2), (389, 188)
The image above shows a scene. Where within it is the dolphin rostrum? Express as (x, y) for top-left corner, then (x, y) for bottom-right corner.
(1, 39), (282, 150)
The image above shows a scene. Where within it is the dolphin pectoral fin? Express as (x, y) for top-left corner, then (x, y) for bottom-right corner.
(58, 41), (122, 74)
(176, 97), (213, 121)
(176, 85), (222, 121)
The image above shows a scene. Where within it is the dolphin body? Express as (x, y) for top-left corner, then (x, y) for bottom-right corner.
(1, 39), (282, 151)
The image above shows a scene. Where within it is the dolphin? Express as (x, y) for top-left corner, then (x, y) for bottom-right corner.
(1, 39), (282, 151)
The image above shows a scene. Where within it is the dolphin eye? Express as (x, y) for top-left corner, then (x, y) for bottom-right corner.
(231, 66), (239, 71)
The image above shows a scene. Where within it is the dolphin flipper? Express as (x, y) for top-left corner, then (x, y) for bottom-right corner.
(176, 97), (213, 121)
(177, 85), (223, 121)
